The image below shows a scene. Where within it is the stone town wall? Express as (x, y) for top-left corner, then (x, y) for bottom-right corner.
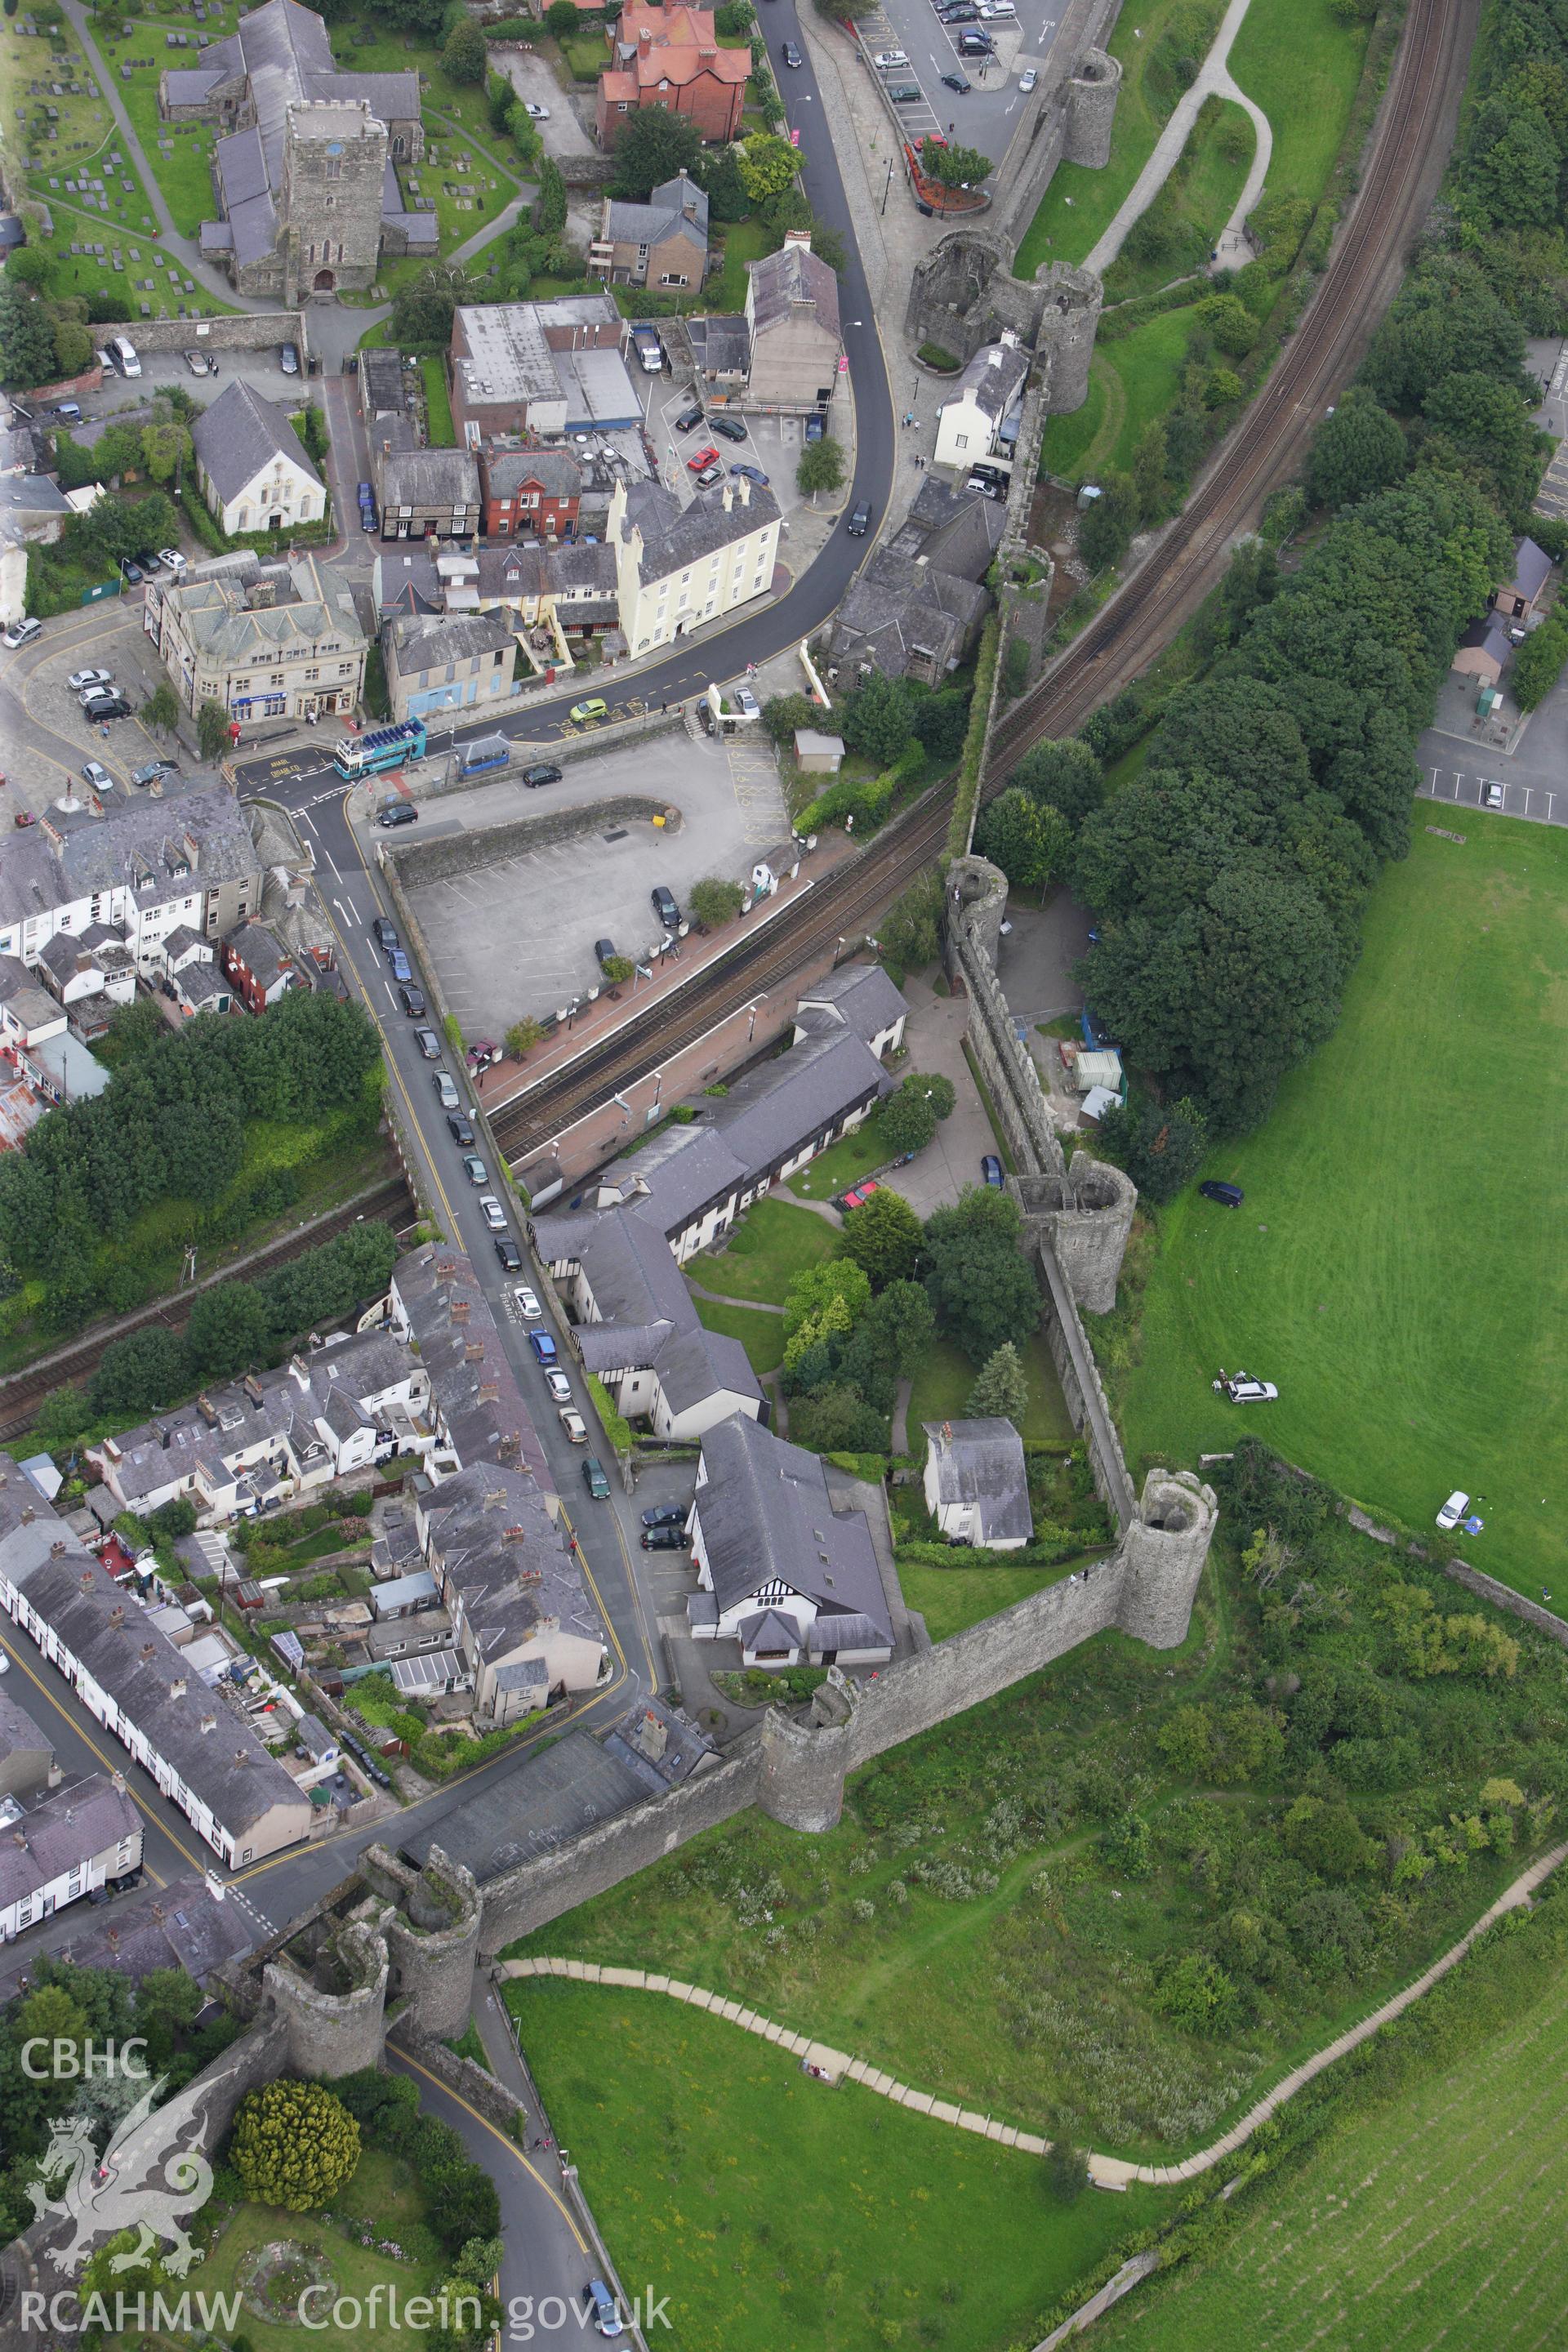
(991, 0), (1125, 250)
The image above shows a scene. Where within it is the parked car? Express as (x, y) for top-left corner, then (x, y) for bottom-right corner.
(872, 47), (909, 64)
(1019, 64), (1038, 90)
(433, 1069), (461, 1110)
(969, 462), (1009, 487)
(593, 937), (621, 968)
(804, 411), (826, 443)
(1436, 1490), (1470, 1531)
(583, 1455), (610, 1499)
(119, 559), (145, 585)
(730, 461), (770, 487)
(11, 811), (35, 828)
(467, 1040), (504, 1071)
(846, 501), (871, 536)
(583, 2282), (623, 2341)
(559, 1405), (588, 1445)
(642, 1504), (686, 1529)
(889, 82), (923, 101)
(514, 1285), (543, 1321)
(1484, 782), (1504, 809)
(184, 349), (212, 375)
(398, 982), (426, 1017)
(461, 1154), (488, 1187)
(373, 917), (399, 951)
(528, 1326), (559, 1366)
(957, 30), (995, 51)
(521, 761), (562, 788)
(693, 461), (723, 488)
(82, 760), (113, 791)
(446, 1111), (474, 1144)
(674, 403), (705, 433)
(157, 548), (187, 575)
(981, 1153), (1004, 1187)
(360, 502), (378, 533)
(569, 697), (607, 724)
(524, 99), (550, 117)
(640, 1524), (686, 1549)
(478, 1194), (508, 1231)
(377, 802), (417, 827)
(781, 38), (802, 64)
(840, 1179), (880, 1211)
(966, 474), (1007, 501)
(357, 482), (375, 507)
(414, 1027), (441, 1060)
(735, 684), (760, 719)
(81, 691), (131, 719)
(495, 1234), (523, 1272)
(545, 1367), (572, 1403)
(2, 617), (41, 649)
(711, 414), (748, 443)
(651, 884), (679, 928)
(68, 667), (113, 693)
(1214, 1371), (1278, 1404)
(687, 445), (720, 474)
(129, 759), (178, 786)
(279, 341), (300, 374)
(1197, 1179), (1244, 1208)
(389, 950), (412, 983)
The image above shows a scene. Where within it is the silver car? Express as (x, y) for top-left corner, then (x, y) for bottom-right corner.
(478, 1193), (508, 1231)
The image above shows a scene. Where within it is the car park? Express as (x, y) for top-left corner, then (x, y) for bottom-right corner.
(514, 1285), (543, 1321)
(69, 667), (113, 693)
(693, 461), (724, 488)
(414, 1027), (441, 1060)
(434, 1070), (461, 1110)
(157, 548), (187, 574)
(1018, 64), (1038, 89)
(711, 414), (748, 443)
(559, 1405), (588, 1444)
(398, 982), (426, 1017)
(1198, 1180), (1244, 1208)
(2, 618), (40, 648)
(782, 37), (803, 64)
(1214, 1371), (1278, 1404)
(106, 336), (140, 378)
(730, 461), (770, 487)
(376, 802), (418, 826)
(569, 697), (608, 724)
(641, 1523), (685, 1549)
(521, 762), (562, 788)
(642, 1503), (686, 1529)
(847, 501), (871, 536)
(545, 1367), (572, 1403)
(478, 1194), (507, 1231)
(941, 69), (972, 91)
(1436, 1490), (1470, 1530)
(185, 350), (212, 375)
(529, 1328), (559, 1365)
(872, 47), (909, 63)
(687, 445), (720, 474)
(82, 760), (113, 791)
(373, 917), (399, 951)
(279, 341), (300, 374)
(674, 403), (705, 433)
(651, 884), (679, 928)
(446, 1111), (474, 1144)
(389, 950), (412, 982)
(495, 1235), (523, 1272)
(982, 1153), (1004, 1187)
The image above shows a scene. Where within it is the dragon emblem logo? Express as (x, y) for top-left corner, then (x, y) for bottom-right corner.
(26, 2071), (216, 2279)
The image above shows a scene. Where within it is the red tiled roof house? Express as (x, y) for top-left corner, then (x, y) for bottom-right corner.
(596, 7), (749, 150)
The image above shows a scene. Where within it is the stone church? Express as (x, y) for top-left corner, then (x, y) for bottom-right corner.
(160, 0), (436, 301)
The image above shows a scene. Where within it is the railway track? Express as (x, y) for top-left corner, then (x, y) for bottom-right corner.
(0, 1174), (416, 1444)
(493, 0), (1468, 1176)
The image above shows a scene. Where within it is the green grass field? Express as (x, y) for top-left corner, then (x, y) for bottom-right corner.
(690, 1292), (786, 1375)
(509, 1977), (1170, 2352)
(906, 1333), (1075, 1447)
(420, 354), (456, 445)
(1228, 0), (1367, 208)
(897, 1554), (1076, 1640)
(1094, 1899), (1568, 2348)
(1120, 817), (1568, 1600)
(1043, 305), (1196, 481)
(80, 12), (233, 237)
(1101, 96), (1256, 304)
(195, 2149), (443, 2352)
(690, 1196), (838, 1303)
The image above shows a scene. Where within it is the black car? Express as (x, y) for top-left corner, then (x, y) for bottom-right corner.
(710, 413), (748, 443)
(522, 762), (563, 789)
(846, 501), (871, 536)
(495, 1234), (523, 1272)
(651, 884), (679, 928)
(130, 759), (178, 786)
(1198, 1180), (1245, 1208)
(957, 30), (994, 51)
(782, 38), (802, 64)
(373, 917), (399, 951)
(377, 803), (418, 828)
(941, 69), (972, 92)
(674, 403), (705, 433)
(640, 1525), (687, 1550)
(399, 982), (426, 1017)
(594, 937), (620, 967)
(414, 1027), (441, 1060)
(82, 694), (131, 719)
(360, 503), (378, 533)
(446, 1111), (475, 1145)
(641, 1503), (686, 1528)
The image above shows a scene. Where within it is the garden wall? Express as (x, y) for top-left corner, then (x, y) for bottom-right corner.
(84, 311), (311, 356)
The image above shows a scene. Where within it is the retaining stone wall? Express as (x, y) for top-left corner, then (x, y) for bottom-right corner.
(391, 709), (688, 806)
(90, 312), (311, 356)
(384, 795), (682, 889)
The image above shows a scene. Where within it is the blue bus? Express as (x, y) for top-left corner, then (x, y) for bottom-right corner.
(333, 719), (426, 781)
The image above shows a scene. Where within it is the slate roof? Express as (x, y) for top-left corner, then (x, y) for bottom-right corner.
(831, 546), (988, 679)
(605, 171), (709, 252)
(481, 447), (582, 502)
(389, 611), (517, 679)
(0, 785), (260, 935)
(399, 1729), (644, 1881)
(946, 338), (1028, 424)
(390, 1242), (550, 1490)
(380, 446), (481, 510)
(709, 1026), (893, 1172)
(687, 314), (750, 380)
(748, 239), (840, 341)
(0, 1685), (52, 1773)
(1508, 535), (1552, 603)
(0, 1772), (141, 1913)
(888, 475), (1007, 581)
(693, 1413), (890, 1639)
(359, 347), (409, 417)
(924, 1417), (1033, 1545)
(795, 962), (908, 1047)
(620, 476), (780, 589)
(158, 556), (363, 675)
(225, 920), (289, 991)
(602, 1694), (713, 1795)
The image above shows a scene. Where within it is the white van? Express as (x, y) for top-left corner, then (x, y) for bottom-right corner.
(107, 336), (141, 379)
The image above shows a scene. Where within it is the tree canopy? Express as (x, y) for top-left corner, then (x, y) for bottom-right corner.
(609, 108), (703, 199)
(921, 1187), (1040, 1365)
(840, 1186), (924, 1288)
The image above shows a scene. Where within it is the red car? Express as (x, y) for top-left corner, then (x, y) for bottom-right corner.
(687, 445), (719, 473)
(840, 1179), (880, 1212)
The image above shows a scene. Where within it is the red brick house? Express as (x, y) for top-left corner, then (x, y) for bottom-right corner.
(221, 922), (296, 1016)
(478, 446), (582, 540)
(596, 7), (749, 150)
